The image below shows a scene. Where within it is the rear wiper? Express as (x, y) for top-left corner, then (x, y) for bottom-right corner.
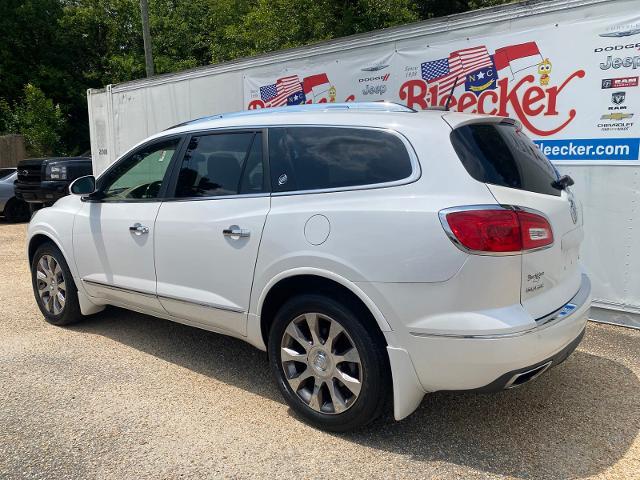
(552, 174), (574, 190)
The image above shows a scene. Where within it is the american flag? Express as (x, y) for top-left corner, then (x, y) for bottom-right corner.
(260, 75), (303, 107)
(421, 46), (494, 100)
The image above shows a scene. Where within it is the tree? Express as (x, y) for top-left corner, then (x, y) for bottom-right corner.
(12, 84), (66, 156)
(0, 0), (513, 156)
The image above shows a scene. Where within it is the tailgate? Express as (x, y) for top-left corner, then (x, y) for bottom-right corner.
(487, 184), (583, 318)
(446, 115), (584, 319)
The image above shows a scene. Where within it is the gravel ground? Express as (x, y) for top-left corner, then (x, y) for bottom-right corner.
(1, 221), (639, 480)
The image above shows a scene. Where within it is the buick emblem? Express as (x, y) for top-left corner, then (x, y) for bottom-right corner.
(568, 197), (578, 225)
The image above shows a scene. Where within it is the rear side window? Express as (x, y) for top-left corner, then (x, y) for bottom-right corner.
(268, 127), (413, 192)
(175, 132), (264, 197)
(450, 123), (560, 197)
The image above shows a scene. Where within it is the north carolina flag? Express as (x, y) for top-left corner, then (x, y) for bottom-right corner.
(493, 42), (543, 76)
(302, 73), (331, 101)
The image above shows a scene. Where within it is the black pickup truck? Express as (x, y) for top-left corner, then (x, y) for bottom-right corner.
(14, 156), (92, 207)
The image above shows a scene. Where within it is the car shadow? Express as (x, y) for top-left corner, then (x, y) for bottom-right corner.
(70, 307), (640, 479)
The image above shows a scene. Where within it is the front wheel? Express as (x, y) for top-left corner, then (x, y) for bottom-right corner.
(268, 294), (389, 432)
(31, 243), (83, 326)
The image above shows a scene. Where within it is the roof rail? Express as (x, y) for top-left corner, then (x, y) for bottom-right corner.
(166, 102), (416, 130)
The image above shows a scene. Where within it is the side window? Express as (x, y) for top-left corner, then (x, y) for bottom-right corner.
(99, 138), (179, 201)
(175, 132), (264, 198)
(268, 127), (413, 192)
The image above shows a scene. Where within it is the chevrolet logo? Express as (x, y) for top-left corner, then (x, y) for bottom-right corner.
(600, 112), (633, 121)
(21, 169), (29, 176)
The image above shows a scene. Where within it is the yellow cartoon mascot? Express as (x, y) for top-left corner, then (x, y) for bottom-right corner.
(538, 58), (552, 87)
(328, 85), (336, 103)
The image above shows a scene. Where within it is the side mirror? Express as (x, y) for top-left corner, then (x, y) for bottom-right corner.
(69, 175), (96, 196)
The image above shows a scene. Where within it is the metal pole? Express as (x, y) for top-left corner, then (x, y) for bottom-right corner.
(140, 0), (154, 77)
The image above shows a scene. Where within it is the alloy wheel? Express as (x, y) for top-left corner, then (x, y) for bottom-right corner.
(35, 255), (66, 315)
(280, 312), (362, 414)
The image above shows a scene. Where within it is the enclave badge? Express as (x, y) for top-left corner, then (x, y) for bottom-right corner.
(568, 196), (578, 224)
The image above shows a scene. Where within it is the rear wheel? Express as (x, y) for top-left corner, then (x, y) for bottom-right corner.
(268, 294), (389, 432)
(3, 197), (30, 223)
(31, 243), (83, 326)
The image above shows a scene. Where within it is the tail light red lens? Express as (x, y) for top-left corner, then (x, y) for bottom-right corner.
(442, 207), (553, 254)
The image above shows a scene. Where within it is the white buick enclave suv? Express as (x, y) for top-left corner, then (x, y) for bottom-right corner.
(27, 103), (590, 431)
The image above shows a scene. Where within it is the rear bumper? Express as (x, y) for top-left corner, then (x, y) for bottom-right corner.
(403, 274), (591, 392)
(15, 181), (69, 204)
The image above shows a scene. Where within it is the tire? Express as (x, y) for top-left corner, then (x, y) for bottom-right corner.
(31, 242), (83, 326)
(3, 197), (31, 223)
(268, 294), (390, 432)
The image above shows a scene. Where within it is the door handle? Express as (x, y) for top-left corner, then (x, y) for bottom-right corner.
(129, 223), (150, 235)
(223, 227), (250, 238)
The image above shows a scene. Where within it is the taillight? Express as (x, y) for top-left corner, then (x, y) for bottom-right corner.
(517, 210), (554, 250)
(440, 207), (553, 254)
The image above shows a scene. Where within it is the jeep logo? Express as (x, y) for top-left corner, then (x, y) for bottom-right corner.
(600, 55), (640, 70)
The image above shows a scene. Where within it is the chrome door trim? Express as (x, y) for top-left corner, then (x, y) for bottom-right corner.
(157, 293), (245, 314)
(82, 279), (156, 298)
(82, 278), (246, 314)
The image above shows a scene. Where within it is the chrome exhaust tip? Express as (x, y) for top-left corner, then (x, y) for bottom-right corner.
(505, 361), (553, 389)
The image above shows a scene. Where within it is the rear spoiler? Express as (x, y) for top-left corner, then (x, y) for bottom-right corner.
(441, 112), (522, 131)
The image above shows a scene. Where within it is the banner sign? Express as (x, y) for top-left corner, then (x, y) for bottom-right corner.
(243, 14), (640, 163)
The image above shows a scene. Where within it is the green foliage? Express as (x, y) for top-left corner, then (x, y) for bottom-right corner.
(12, 84), (66, 156)
(0, 0), (512, 155)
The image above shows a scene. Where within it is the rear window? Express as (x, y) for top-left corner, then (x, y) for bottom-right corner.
(268, 127), (413, 192)
(450, 123), (560, 197)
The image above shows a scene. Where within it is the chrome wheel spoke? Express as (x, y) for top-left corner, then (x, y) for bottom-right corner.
(56, 291), (66, 308)
(47, 256), (57, 275)
(288, 369), (313, 391)
(326, 378), (347, 413)
(46, 295), (54, 314)
(308, 377), (323, 411)
(36, 270), (48, 283)
(335, 370), (362, 396)
(334, 347), (361, 365)
(285, 322), (310, 351)
(281, 347), (307, 364)
(304, 313), (322, 346)
(326, 320), (344, 350)
(58, 281), (66, 293)
(38, 257), (51, 277)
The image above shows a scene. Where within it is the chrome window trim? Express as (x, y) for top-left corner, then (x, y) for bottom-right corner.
(438, 204), (555, 257)
(162, 192), (270, 203)
(82, 279), (245, 314)
(146, 124), (420, 198)
(266, 124), (422, 196)
(163, 128), (268, 201)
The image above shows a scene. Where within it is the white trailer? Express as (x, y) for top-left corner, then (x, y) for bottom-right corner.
(87, 0), (640, 328)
